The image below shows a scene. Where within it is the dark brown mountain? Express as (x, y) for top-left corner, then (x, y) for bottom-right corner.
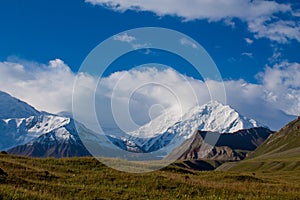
(166, 127), (273, 162)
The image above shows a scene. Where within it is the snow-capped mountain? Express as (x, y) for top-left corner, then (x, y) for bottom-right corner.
(0, 91), (140, 157)
(0, 110), (79, 151)
(6, 116), (92, 157)
(0, 90), (268, 159)
(131, 101), (264, 153)
(129, 108), (182, 138)
(180, 101), (261, 133)
(0, 91), (40, 119)
(131, 101), (261, 138)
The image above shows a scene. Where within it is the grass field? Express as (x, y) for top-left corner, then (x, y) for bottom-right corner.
(0, 154), (300, 200)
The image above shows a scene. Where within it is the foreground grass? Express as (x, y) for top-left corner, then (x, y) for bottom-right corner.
(0, 154), (299, 199)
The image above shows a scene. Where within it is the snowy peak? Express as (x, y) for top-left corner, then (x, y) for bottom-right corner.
(28, 115), (71, 134)
(0, 90), (266, 158)
(0, 91), (40, 119)
(133, 101), (264, 153)
(131, 100), (262, 140)
(0, 91), (139, 157)
(0, 114), (74, 150)
(130, 108), (182, 138)
(184, 100), (261, 133)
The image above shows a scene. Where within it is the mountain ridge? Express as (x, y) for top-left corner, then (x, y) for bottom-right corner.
(0, 91), (40, 119)
(0, 91), (270, 159)
(165, 127), (273, 162)
(217, 116), (300, 172)
(0, 91), (140, 157)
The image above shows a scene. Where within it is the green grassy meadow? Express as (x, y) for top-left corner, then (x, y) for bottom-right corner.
(0, 154), (299, 200)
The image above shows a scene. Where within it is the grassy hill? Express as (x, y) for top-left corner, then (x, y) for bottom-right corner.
(218, 117), (300, 172)
(0, 153), (300, 199)
(249, 116), (300, 159)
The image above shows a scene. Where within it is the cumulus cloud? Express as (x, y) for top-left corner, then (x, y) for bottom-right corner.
(113, 33), (136, 43)
(257, 61), (300, 116)
(86, 0), (288, 21)
(0, 59), (298, 131)
(0, 59), (96, 114)
(245, 38), (254, 45)
(268, 47), (283, 64)
(86, 0), (300, 43)
(248, 18), (300, 43)
(94, 67), (204, 132)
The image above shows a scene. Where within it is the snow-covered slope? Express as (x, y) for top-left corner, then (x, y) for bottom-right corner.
(0, 91), (140, 157)
(129, 108), (183, 138)
(170, 100), (261, 134)
(0, 112), (142, 157)
(5, 115), (114, 157)
(0, 114), (77, 150)
(132, 101), (263, 152)
(0, 91), (39, 119)
(131, 101), (261, 139)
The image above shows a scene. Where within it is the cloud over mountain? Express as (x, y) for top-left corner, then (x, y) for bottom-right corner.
(0, 59), (297, 130)
(0, 59), (96, 114)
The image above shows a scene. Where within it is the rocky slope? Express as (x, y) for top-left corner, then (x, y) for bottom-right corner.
(166, 127), (273, 161)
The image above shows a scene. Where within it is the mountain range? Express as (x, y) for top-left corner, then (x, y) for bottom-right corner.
(0, 90), (272, 161)
(0, 91), (128, 157)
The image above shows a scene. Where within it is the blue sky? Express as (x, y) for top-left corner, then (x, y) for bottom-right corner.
(0, 0), (300, 130)
(1, 0), (299, 82)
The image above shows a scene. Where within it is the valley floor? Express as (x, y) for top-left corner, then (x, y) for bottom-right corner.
(0, 154), (299, 200)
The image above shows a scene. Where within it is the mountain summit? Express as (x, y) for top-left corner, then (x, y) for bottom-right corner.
(131, 100), (264, 153)
(132, 101), (262, 139)
(173, 100), (262, 134)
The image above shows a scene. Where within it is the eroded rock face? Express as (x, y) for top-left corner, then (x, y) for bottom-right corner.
(180, 145), (247, 161)
(166, 127), (273, 161)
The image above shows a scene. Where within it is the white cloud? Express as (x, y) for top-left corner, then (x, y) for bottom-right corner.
(268, 48), (283, 64)
(224, 18), (236, 28)
(86, 0), (289, 21)
(180, 38), (198, 49)
(242, 52), (253, 58)
(0, 59), (96, 114)
(85, 0), (299, 43)
(0, 59), (298, 131)
(113, 33), (136, 43)
(245, 38), (254, 45)
(248, 18), (300, 43)
(257, 61), (300, 116)
(113, 32), (150, 50)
